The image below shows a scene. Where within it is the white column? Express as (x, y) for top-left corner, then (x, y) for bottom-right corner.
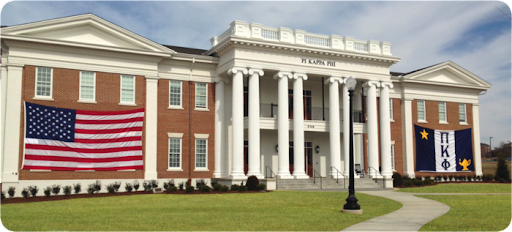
(145, 77), (158, 180)
(353, 88), (363, 169)
(379, 82), (393, 178)
(292, 73), (309, 179)
(214, 77), (228, 178)
(327, 77), (342, 177)
(402, 98), (415, 178)
(472, 104), (483, 176)
(1, 65), (7, 183)
(228, 67), (248, 179)
(342, 80), (350, 177)
(247, 69), (264, 179)
(274, 72), (293, 179)
(2, 64), (23, 183)
(365, 81), (380, 177)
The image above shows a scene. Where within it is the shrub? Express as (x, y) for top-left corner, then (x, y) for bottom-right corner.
(151, 180), (158, 189)
(415, 177), (422, 181)
(163, 182), (169, 191)
(125, 183), (133, 192)
(106, 184), (116, 194)
(28, 185), (39, 197)
(435, 175), (442, 182)
(499, 178), (506, 183)
(246, 175), (259, 191)
(168, 179), (175, 187)
(413, 179), (424, 186)
(483, 174), (494, 182)
(168, 186), (177, 193)
(21, 188), (29, 199)
(220, 185), (229, 192)
(179, 182), (185, 191)
(423, 179), (433, 185)
(238, 185), (247, 192)
(52, 184), (61, 196)
(442, 175), (448, 181)
(196, 179), (206, 189)
(7, 187), (15, 198)
(133, 180), (140, 191)
(113, 181), (121, 192)
(404, 180), (413, 187)
(257, 184), (267, 191)
(392, 173), (403, 187)
(230, 184), (240, 191)
(93, 180), (102, 193)
(87, 184), (95, 194)
(213, 184), (222, 192)
(63, 186), (72, 196)
(448, 175), (454, 181)
(186, 185), (194, 193)
(476, 175), (482, 181)
(403, 176), (411, 181)
(495, 152), (511, 181)
(199, 185), (211, 193)
(44, 187), (51, 198)
(1, 191), (5, 200)
(211, 180), (218, 188)
(466, 175), (472, 181)
(143, 181), (153, 191)
(73, 183), (81, 194)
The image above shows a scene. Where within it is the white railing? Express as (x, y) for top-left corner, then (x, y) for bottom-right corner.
(261, 28), (279, 40)
(304, 34), (330, 47)
(354, 41), (368, 52)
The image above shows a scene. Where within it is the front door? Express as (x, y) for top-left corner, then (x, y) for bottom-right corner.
(289, 142), (294, 173)
(244, 141), (248, 175)
(305, 142), (313, 177)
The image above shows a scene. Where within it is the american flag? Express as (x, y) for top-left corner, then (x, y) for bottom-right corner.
(22, 102), (144, 171)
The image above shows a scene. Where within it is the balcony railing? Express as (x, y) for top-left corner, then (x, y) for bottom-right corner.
(259, 103), (364, 123)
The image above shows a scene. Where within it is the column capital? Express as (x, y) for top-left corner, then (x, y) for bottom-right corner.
(380, 81), (394, 89)
(292, 73), (308, 80)
(228, 67), (248, 76)
(364, 80), (381, 88)
(248, 68), (264, 76)
(214, 77), (230, 83)
(273, 71), (293, 80)
(324, 76), (343, 84)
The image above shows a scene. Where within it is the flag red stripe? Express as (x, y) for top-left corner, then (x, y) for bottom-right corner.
(22, 165), (143, 171)
(76, 108), (145, 115)
(75, 117), (144, 124)
(75, 127), (143, 134)
(74, 137), (142, 144)
(26, 144), (142, 153)
(25, 155), (143, 163)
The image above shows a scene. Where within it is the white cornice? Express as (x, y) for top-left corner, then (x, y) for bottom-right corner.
(170, 53), (219, 64)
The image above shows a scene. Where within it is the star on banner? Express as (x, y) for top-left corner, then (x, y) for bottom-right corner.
(420, 129), (429, 140)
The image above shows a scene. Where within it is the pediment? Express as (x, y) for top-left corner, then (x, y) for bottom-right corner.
(2, 14), (174, 54)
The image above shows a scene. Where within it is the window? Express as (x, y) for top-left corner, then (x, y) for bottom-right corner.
(389, 98), (393, 120)
(438, 102), (447, 123)
(79, 71), (95, 101)
(195, 83), (207, 108)
(35, 67), (52, 98)
(459, 103), (467, 124)
(391, 143), (395, 170)
(417, 100), (426, 121)
(169, 81), (182, 107)
(120, 75), (135, 103)
(168, 138), (182, 169)
(195, 139), (207, 168)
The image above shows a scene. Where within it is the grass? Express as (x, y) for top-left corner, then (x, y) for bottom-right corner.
(1, 191), (401, 231)
(482, 161), (512, 177)
(418, 195), (511, 231)
(398, 183), (511, 193)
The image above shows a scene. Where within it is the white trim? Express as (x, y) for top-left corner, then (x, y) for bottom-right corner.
(194, 133), (210, 139)
(167, 168), (183, 172)
(79, 71), (96, 102)
(117, 169), (136, 172)
(168, 137), (182, 170)
(168, 133), (184, 138)
(169, 80), (182, 108)
(30, 169), (51, 172)
(417, 99), (426, 122)
(118, 102), (137, 106)
(195, 82), (208, 109)
(32, 97), (54, 101)
(168, 107), (184, 110)
(459, 103), (467, 124)
(194, 138), (208, 170)
(438, 101), (447, 123)
(35, 67), (53, 99)
(120, 75), (136, 104)
(194, 108), (210, 111)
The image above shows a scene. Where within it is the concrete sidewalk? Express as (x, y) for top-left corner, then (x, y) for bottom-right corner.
(342, 191), (450, 231)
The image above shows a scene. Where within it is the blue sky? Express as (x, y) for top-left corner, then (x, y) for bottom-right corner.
(1, 1), (510, 148)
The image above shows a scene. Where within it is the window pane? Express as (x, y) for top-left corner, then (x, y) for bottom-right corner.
(439, 102), (446, 122)
(389, 99), (393, 120)
(36, 67), (52, 97)
(169, 81), (181, 106)
(195, 83), (207, 108)
(169, 138), (181, 168)
(417, 100), (425, 121)
(121, 75), (135, 103)
(391, 144), (395, 170)
(195, 139), (207, 168)
(459, 104), (466, 122)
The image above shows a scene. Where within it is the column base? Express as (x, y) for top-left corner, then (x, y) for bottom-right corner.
(229, 172), (247, 180)
(246, 172), (265, 180)
(277, 173), (294, 179)
(213, 172), (228, 178)
(292, 173), (310, 179)
(144, 171), (158, 180)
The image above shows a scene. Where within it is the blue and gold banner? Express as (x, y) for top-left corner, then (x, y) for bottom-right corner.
(415, 125), (474, 172)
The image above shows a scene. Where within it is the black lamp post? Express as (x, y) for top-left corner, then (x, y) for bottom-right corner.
(343, 76), (360, 211)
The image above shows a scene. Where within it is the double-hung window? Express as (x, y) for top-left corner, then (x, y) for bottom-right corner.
(35, 67), (53, 98)
(79, 71), (95, 102)
(459, 103), (467, 124)
(168, 138), (182, 169)
(169, 80), (182, 108)
(195, 83), (207, 109)
(417, 100), (426, 122)
(438, 101), (447, 123)
(389, 98), (393, 120)
(391, 143), (395, 170)
(120, 75), (135, 104)
(195, 139), (207, 169)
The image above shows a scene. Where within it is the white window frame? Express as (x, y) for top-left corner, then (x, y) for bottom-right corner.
(417, 100), (427, 123)
(79, 71), (96, 103)
(194, 134), (209, 171)
(167, 133), (183, 171)
(169, 80), (183, 109)
(120, 75), (136, 105)
(195, 83), (208, 110)
(459, 103), (468, 125)
(34, 67), (53, 100)
(438, 101), (447, 124)
(391, 141), (396, 171)
(389, 98), (394, 121)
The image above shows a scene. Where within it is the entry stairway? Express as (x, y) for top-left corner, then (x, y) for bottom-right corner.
(275, 175), (382, 190)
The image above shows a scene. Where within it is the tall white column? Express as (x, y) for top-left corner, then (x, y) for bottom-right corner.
(327, 77), (342, 177)
(228, 67), (248, 179)
(2, 64), (23, 183)
(145, 77), (158, 180)
(353, 88), (363, 169)
(342, 79), (350, 177)
(1, 65), (8, 183)
(402, 98), (415, 178)
(274, 72), (293, 179)
(472, 104), (483, 176)
(379, 82), (393, 178)
(214, 77), (228, 178)
(292, 73), (309, 179)
(247, 69), (264, 179)
(365, 81), (380, 177)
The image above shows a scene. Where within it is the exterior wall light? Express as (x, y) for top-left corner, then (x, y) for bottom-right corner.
(315, 145), (320, 153)
(275, 145), (278, 152)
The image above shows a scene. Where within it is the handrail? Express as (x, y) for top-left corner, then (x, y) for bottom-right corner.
(368, 166), (382, 178)
(330, 166), (346, 188)
(313, 169), (323, 189)
(265, 166), (277, 190)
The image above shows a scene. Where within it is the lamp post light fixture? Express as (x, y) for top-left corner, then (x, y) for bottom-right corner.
(342, 76), (361, 213)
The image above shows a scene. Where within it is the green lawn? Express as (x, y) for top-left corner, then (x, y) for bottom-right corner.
(418, 195), (511, 231)
(1, 191), (401, 231)
(398, 183), (511, 193)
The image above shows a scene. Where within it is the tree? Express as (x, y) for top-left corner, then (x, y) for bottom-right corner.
(495, 152), (510, 181)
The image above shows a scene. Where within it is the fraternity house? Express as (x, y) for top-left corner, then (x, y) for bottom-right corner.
(0, 14), (491, 194)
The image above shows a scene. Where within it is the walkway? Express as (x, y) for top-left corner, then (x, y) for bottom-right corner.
(342, 191), (450, 231)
